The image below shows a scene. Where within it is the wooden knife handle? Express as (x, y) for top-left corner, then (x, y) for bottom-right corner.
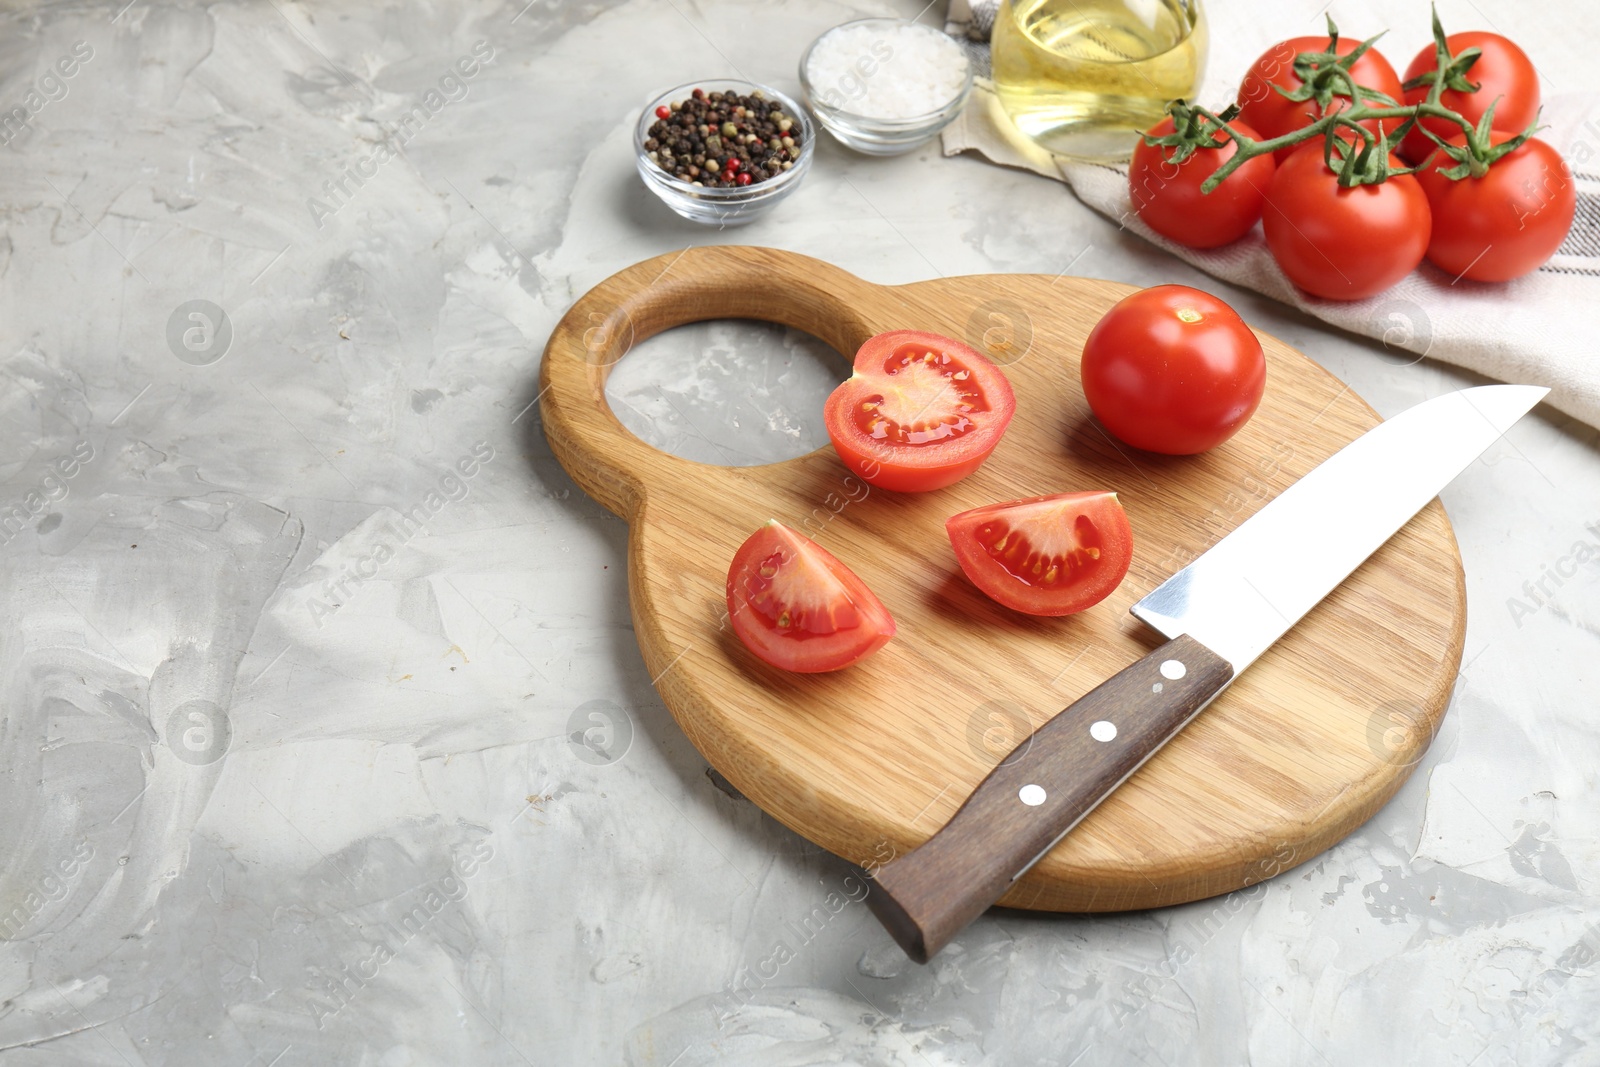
(864, 633), (1235, 963)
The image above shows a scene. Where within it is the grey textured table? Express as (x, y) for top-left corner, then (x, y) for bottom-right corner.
(0, 1), (1596, 1064)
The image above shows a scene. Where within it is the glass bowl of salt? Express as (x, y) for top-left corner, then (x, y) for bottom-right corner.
(799, 18), (973, 156)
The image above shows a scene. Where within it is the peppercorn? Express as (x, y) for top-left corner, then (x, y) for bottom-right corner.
(644, 87), (803, 187)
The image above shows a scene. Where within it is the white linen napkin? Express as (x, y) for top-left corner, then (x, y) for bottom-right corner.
(942, 0), (1600, 428)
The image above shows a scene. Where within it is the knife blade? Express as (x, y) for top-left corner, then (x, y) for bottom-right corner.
(864, 384), (1547, 963)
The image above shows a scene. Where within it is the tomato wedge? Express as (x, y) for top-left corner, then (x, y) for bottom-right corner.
(824, 330), (1016, 493)
(725, 521), (895, 672)
(945, 493), (1132, 617)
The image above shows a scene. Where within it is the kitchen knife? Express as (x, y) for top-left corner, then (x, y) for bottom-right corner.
(864, 384), (1547, 963)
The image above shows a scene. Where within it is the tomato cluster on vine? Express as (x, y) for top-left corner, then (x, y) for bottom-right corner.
(1128, 9), (1575, 299)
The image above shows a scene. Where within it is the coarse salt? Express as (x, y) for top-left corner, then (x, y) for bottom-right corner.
(805, 21), (969, 120)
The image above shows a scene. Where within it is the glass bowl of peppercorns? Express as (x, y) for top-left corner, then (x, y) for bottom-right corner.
(636, 80), (815, 226)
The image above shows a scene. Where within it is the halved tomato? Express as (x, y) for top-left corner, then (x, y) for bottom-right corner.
(725, 521), (895, 672)
(945, 493), (1133, 617)
(824, 330), (1016, 493)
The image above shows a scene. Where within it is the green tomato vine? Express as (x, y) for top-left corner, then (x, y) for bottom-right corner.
(1144, 5), (1543, 192)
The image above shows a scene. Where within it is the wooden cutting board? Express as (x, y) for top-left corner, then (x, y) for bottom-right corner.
(539, 246), (1464, 912)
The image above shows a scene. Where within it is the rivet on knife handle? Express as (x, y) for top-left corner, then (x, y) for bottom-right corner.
(864, 633), (1234, 964)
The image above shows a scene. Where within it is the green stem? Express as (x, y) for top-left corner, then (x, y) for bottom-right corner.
(1168, 15), (1503, 192)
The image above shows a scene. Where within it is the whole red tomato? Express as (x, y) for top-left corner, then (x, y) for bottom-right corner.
(1080, 285), (1265, 455)
(1129, 116), (1277, 249)
(1415, 131), (1574, 282)
(1237, 35), (1403, 163)
(1262, 142), (1431, 300)
(1400, 32), (1539, 165)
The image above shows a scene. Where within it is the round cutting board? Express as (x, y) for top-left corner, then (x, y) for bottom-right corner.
(539, 246), (1464, 912)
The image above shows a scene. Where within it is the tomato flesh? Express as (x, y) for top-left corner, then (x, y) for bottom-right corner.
(725, 521), (894, 672)
(1415, 130), (1573, 283)
(1130, 116), (1277, 249)
(1080, 285), (1265, 455)
(946, 493), (1133, 616)
(853, 346), (985, 445)
(1400, 32), (1539, 166)
(825, 330), (1016, 493)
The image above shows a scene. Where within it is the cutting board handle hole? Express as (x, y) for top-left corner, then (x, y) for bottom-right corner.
(605, 319), (848, 467)
(541, 246), (882, 515)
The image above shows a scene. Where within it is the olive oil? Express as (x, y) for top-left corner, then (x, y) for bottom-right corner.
(992, 0), (1207, 162)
